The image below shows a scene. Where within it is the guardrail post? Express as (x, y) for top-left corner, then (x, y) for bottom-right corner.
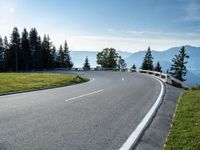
(137, 69), (189, 89)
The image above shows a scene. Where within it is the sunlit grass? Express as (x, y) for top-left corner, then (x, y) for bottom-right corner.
(0, 73), (89, 94)
(164, 90), (200, 150)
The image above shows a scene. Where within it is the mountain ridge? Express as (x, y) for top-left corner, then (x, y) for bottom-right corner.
(70, 45), (200, 85)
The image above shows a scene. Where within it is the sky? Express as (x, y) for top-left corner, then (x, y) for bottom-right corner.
(0, 0), (200, 52)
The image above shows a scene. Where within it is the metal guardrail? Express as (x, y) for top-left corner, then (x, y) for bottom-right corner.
(138, 69), (189, 89)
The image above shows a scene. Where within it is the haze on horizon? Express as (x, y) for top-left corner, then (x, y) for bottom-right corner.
(0, 0), (200, 52)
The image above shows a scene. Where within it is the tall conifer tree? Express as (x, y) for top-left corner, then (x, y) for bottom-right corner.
(83, 56), (90, 70)
(170, 46), (189, 81)
(29, 28), (38, 69)
(0, 36), (4, 71)
(34, 36), (42, 69)
(141, 47), (154, 70)
(21, 28), (31, 71)
(63, 40), (73, 68)
(49, 45), (56, 68)
(10, 27), (20, 71)
(57, 45), (64, 67)
(154, 61), (162, 72)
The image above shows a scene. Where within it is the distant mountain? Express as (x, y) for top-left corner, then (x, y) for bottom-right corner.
(70, 51), (132, 68)
(70, 45), (200, 85)
(117, 51), (133, 59)
(125, 45), (200, 85)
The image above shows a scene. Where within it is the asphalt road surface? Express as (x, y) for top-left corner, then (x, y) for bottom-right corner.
(0, 71), (161, 150)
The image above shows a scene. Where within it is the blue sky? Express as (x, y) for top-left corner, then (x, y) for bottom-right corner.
(0, 0), (200, 52)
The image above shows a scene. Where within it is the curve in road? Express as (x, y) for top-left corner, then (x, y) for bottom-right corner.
(0, 71), (161, 150)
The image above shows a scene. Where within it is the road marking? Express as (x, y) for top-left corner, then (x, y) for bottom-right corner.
(122, 77), (124, 81)
(119, 78), (164, 150)
(90, 78), (95, 82)
(65, 89), (104, 102)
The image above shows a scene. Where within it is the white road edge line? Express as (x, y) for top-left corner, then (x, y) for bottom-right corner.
(119, 78), (164, 150)
(65, 89), (104, 102)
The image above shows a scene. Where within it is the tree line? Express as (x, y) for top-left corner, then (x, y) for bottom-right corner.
(96, 47), (163, 72)
(140, 46), (189, 81)
(0, 27), (189, 81)
(0, 27), (73, 72)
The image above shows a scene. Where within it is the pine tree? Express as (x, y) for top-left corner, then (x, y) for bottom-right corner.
(0, 36), (4, 71)
(41, 34), (52, 68)
(57, 45), (64, 67)
(4, 36), (9, 50)
(34, 36), (42, 69)
(63, 40), (73, 69)
(0, 36), (3, 59)
(9, 27), (20, 71)
(131, 64), (136, 70)
(46, 35), (52, 68)
(21, 28), (31, 71)
(141, 47), (154, 70)
(29, 28), (38, 69)
(169, 46), (189, 81)
(49, 46), (56, 68)
(1, 27), (77, 71)
(154, 61), (162, 72)
(4, 36), (9, 70)
(83, 56), (90, 70)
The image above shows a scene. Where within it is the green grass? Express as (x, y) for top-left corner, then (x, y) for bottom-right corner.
(191, 84), (200, 90)
(0, 73), (89, 94)
(164, 90), (200, 150)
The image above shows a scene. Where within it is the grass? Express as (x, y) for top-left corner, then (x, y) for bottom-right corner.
(164, 89), (200, 150)
(191, 84), (200, 90)
(0, 73), (89, 94)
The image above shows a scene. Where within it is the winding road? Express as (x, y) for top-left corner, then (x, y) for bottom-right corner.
(0, 71), (161, 150)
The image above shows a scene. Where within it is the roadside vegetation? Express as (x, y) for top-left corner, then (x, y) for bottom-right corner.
(0, 27), (73, 72)
(0, 73), (88, 94)
(164, 88), (200, 150)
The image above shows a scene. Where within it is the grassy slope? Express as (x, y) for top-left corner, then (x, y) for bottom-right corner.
(164, 90), (200, 150)
(0, 73), (89, 94)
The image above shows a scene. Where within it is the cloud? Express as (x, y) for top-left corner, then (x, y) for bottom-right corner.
(64, 35), (200, 52)
(127, 30), (162, 36)
(0, 21), (12, 31)
(127, 30), (200, 39)
(51, 28), (200, 51)
(126, 30), (144, 36)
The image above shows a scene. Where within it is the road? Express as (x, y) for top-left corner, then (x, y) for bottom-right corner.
(0, 71), (161, 150)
